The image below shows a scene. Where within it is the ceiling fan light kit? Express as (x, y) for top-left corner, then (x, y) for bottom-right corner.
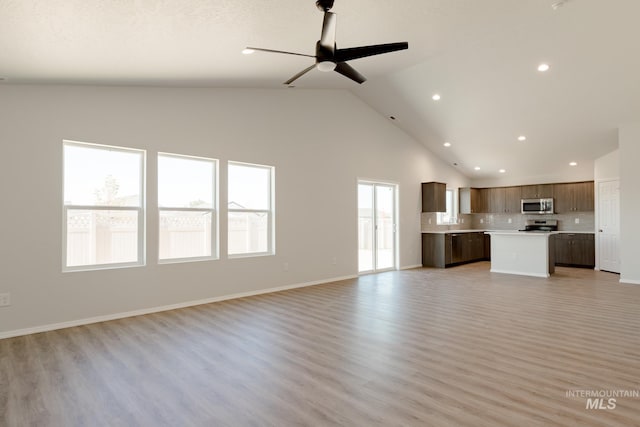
(245, 0), (408, 85)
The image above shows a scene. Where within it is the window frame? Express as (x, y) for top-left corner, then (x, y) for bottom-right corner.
(62, 140), (146, 272)
(227, 161), (275, 258)
(157, 152), (219, 264)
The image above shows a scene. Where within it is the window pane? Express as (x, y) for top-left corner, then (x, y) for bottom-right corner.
(228, 212), (268, 255)
(228, 163), (270, 210)
(66, 209), (138, 267)
(158, 155), (214, 208)
(159, 211), (212, 260)
(358, 184), (374, 272)
(375, 185), (395, 270)
(64, 143), (142, 207)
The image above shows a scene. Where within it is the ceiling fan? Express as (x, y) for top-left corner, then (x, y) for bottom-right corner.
(245, 0), (408, 85)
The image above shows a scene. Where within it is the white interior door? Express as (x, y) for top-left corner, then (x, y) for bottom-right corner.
(358, 182), (397, 273)
(598, 180), (620, 273)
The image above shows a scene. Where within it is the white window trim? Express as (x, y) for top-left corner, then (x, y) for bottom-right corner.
(228, 161), (275, 258)
(62, 140), (146, 272)
(158, 152), (219, 264)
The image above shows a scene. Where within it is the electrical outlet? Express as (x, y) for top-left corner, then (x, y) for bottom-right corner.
(575, 218), (580, 224)
(0, 292), (10, 307)
(480, 218), (484, 224)
(508, 218), (512, 224)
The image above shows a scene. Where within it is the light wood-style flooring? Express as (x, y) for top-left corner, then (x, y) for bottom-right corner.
(2, 263), (640, 426)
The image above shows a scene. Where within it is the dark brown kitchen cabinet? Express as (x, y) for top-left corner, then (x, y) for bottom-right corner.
(422, 182), (446, 212)
(422, 233), (451, 268)
(554, 233), (595, 268)
(484, 233), (491, 261)
(468, 232), (485, 260)
(450, 234), (465, 264)
(521, 184), (554, 199)
(422, 232), (487, 268)
(504, 186), (522, 213)
(459, 187), (489, 214)
(554, 181), (594, 213)
(488, 188), (505, 213)
(487, 186), (521, 213)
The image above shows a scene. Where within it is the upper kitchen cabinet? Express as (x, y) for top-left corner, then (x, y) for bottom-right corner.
(521, 184), (554, 199)
(488, 188), (504, 213)
(553, 181), (594, 212)
(422, 182), (446, 212)
(459, 187), (488, 214)
(504, 186), (522, 213)
(488, 186), (521, 213)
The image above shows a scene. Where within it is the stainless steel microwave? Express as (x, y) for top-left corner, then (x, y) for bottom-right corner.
(521, 198), (554, 214)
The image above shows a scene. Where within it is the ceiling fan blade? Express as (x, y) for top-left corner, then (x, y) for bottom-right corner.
(335, 42), (408, 62)
(284, 64), (317, 85)
(334, 62), (366, 84)
(246, 47), (316, 58)
(319, 12), (337, 54)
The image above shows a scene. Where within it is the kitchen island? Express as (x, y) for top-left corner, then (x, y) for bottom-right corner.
(485, 231), (555, 278)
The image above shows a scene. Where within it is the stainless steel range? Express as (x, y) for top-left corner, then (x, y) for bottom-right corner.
(519, 219), (558, 232)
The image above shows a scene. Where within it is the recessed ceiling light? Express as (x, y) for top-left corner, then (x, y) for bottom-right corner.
(242, 48), (255, 55)
(518, 135), (527, 141)
(538, 63), (550, 72)
(569, 161), (578, 166)
(474, 166), (481, 171)
(499, 169), (506, 174)
(443, 142), (451, 147)
(432, 94), (441, 101)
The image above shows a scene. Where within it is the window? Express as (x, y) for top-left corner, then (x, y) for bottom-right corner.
(228, 162), (274, 257)
(437, 189), (456, 225)
(63, 141), (145, 271)
(158, 153), (217, 262)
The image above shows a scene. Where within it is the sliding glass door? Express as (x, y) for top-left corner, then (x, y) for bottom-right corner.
(358, 182), (397, 273)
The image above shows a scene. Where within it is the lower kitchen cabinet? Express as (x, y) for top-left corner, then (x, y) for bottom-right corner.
(554, 233), (595, 268)
(422, 232), (488, 268)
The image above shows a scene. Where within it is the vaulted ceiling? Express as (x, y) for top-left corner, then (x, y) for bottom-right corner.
(1, 0), (638, 184)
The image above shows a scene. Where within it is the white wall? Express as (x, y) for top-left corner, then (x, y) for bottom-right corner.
(0, 84), (468, 335)
(594, 149), (620, 181)
(619, 124), (640, 284)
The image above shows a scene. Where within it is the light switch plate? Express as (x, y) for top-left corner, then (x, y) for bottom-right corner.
(0, 293), (10, 307)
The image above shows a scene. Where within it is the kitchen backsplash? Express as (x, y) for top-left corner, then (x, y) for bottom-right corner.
(421, 213), (474, 232)
(421, 212), (595, 232)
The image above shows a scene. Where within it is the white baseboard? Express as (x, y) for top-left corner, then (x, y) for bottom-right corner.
(620, 277), (640, 285)
(401, 264), (423, 270)
(0, 274), (358, 340)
